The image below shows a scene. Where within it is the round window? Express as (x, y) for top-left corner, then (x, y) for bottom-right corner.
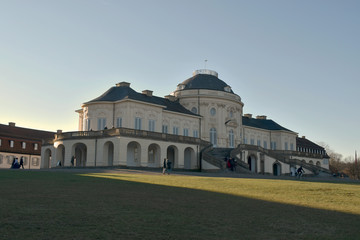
(191, 107), (197, 114)
(210, 108), (216, 116)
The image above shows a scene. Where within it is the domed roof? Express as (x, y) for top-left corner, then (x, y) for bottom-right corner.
(176, 69), (233, 93)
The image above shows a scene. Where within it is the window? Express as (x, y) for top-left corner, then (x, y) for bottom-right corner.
(173, 127), (179, 135)
(183, 128), (189, 136)
(210, 108), (216, 116)
(22, 142), (26, 149)
(263, 141), (268, 149)
(162, 125), (168, 134)
(250, 139), (255, 145)
(210, 128), (217, 146)
(285, 142), (288, 151)
(224, 86), (231, 92)
(86, 119), (91, 131)
(116, 117), (122, 128)
(135, 117), (142, 130)
(10, 140), (14, 148)
(34, 143), (38, 150)
(229, 130), (234, 148)
(0, 139), (2, 146)
(191, 107), (197, 114)
(271, 142), (277, 150)
(193, 130), (198, 138)
(257, 140), (261, 146)
(244, 138), (247, 144)
(229, 111), (233, 118)
(290, 143), (294, 151)
(97, 118), (107, 130)
(148, 120), (155, 132)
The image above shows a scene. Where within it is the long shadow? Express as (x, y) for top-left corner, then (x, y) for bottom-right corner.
(1, 170), (359, 240)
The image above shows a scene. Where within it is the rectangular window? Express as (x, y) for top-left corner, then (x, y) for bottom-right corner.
(10, 140), (14, 148)
(148, 120), (155, 132)
(0, 139), (2, 146)
(250, 139), (255, 145)
(162, 125), (168, 134)
(285, 142), (288, 150)
(86, 119), (91, 131)
(290, 143), (294, 151)
(173, 126), (179, 135)
(22, 142), (26, 149)
(183, 128), (189, 136)
(271, 142), (277, 150)
(135, 117), (142, 130)
(34, 143), (38, 150)
(193, 130), (198, 138)
(244, 138), (247, 144)
(116, 117), (122, 128)
(97, 118), (107, 130)
(257, 140), (261, 146)
(263, 141), (267, 149)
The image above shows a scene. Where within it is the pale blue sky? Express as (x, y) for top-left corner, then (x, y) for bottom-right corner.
(1, 0), (359, 159)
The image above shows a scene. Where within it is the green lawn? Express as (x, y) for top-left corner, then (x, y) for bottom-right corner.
(1, 170), (359, 240)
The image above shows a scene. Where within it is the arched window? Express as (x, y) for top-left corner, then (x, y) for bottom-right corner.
(210, 108), (216, 116)
(229, 130), (234, 148)
(191, 107), (197, 114)
(210, 128), (217, 147)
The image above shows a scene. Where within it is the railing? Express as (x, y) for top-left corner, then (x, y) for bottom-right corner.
(55, 127), (201, 145)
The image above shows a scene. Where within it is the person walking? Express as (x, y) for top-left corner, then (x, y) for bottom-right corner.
(162, 158), (168, 175)
(20, 157), (24, 169)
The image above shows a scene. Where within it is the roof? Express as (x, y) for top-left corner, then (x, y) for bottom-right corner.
(242, 117), (294, 132)
(296, 137), (325, 150)
(177, 73), (234, 93)
(84, 85), (198, 116)
(0, 124), (55, 141)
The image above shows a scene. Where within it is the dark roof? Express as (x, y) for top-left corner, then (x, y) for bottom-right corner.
(178, 74), (234, 93)
(296, 137), (325, 150)
(85, 85), (198, 116)
(0, 124), (55, 141)
(242, 117), (294, 132)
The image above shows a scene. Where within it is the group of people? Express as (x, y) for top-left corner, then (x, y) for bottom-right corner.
(225, 157), (237, 171)
(162, 158), (172, 175)
(11, 157), (24, 169)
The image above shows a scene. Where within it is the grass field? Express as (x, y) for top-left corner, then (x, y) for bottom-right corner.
(1, 169), (359, 240)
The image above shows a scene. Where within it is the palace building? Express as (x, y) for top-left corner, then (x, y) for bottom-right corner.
(41, 69), (330, 176)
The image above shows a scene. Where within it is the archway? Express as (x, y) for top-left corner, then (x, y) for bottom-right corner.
(247, 155), (256, 172)
(148, 143), (160, 168)
(316, 161), (321, 167)
(184, 147), (196, 169)
(309, 160), (314, 165)
(273, 163), (281, 176)
(127, 141), (141, 167)
(167, 145), (178, 168)
(103, 141), (114, 166)
(43, 148), (52, 168)
(56, 144), (65, 167)
(72, 143), (87, 167)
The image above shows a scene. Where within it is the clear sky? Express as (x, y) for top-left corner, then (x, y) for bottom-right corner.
(1, 0), (359, 159)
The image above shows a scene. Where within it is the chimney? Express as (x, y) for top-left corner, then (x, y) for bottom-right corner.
(165, 95), (176, 101)
(244, 114), (252, 118)
(9, 122), (16, 127)
(256, 115), (267, 120)
(116, 82), (130, 87)
(302, 136), (306, 139)
(142, 90), (153, 97)
(57, 130), (63, 134)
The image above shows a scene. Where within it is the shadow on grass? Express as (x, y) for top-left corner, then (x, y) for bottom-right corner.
(0, 170), (359, 240)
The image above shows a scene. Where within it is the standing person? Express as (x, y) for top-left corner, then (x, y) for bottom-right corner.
(71, 156), (75, 167)
(162, 158), (168, 175)
(20, 157), (24, 169)
(297, 166), (304, 178)
(167, 158), (172, 175)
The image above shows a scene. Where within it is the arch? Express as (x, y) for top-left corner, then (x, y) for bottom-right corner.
(103, 141), (114, 166)
(210, 128), (217, 147)
(72, 143), (87, 167)
(56, 144), (65, 167)
(290, 165), (296, 176)
(273, 163), (281, 176)
(148, 143), (161, 168)
(127, 141), (141, 167)
(247, 155), (257, 172)
(309, 160), (314, 165)
(43, 148), (52, 169)
(229, 129), (234, 148)
(316, 161), (321, 167)
(184, 147), (196, 169)
(167, 145), (178, 168)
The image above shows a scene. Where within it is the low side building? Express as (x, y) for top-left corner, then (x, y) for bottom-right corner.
(0, 122), (55, 169)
